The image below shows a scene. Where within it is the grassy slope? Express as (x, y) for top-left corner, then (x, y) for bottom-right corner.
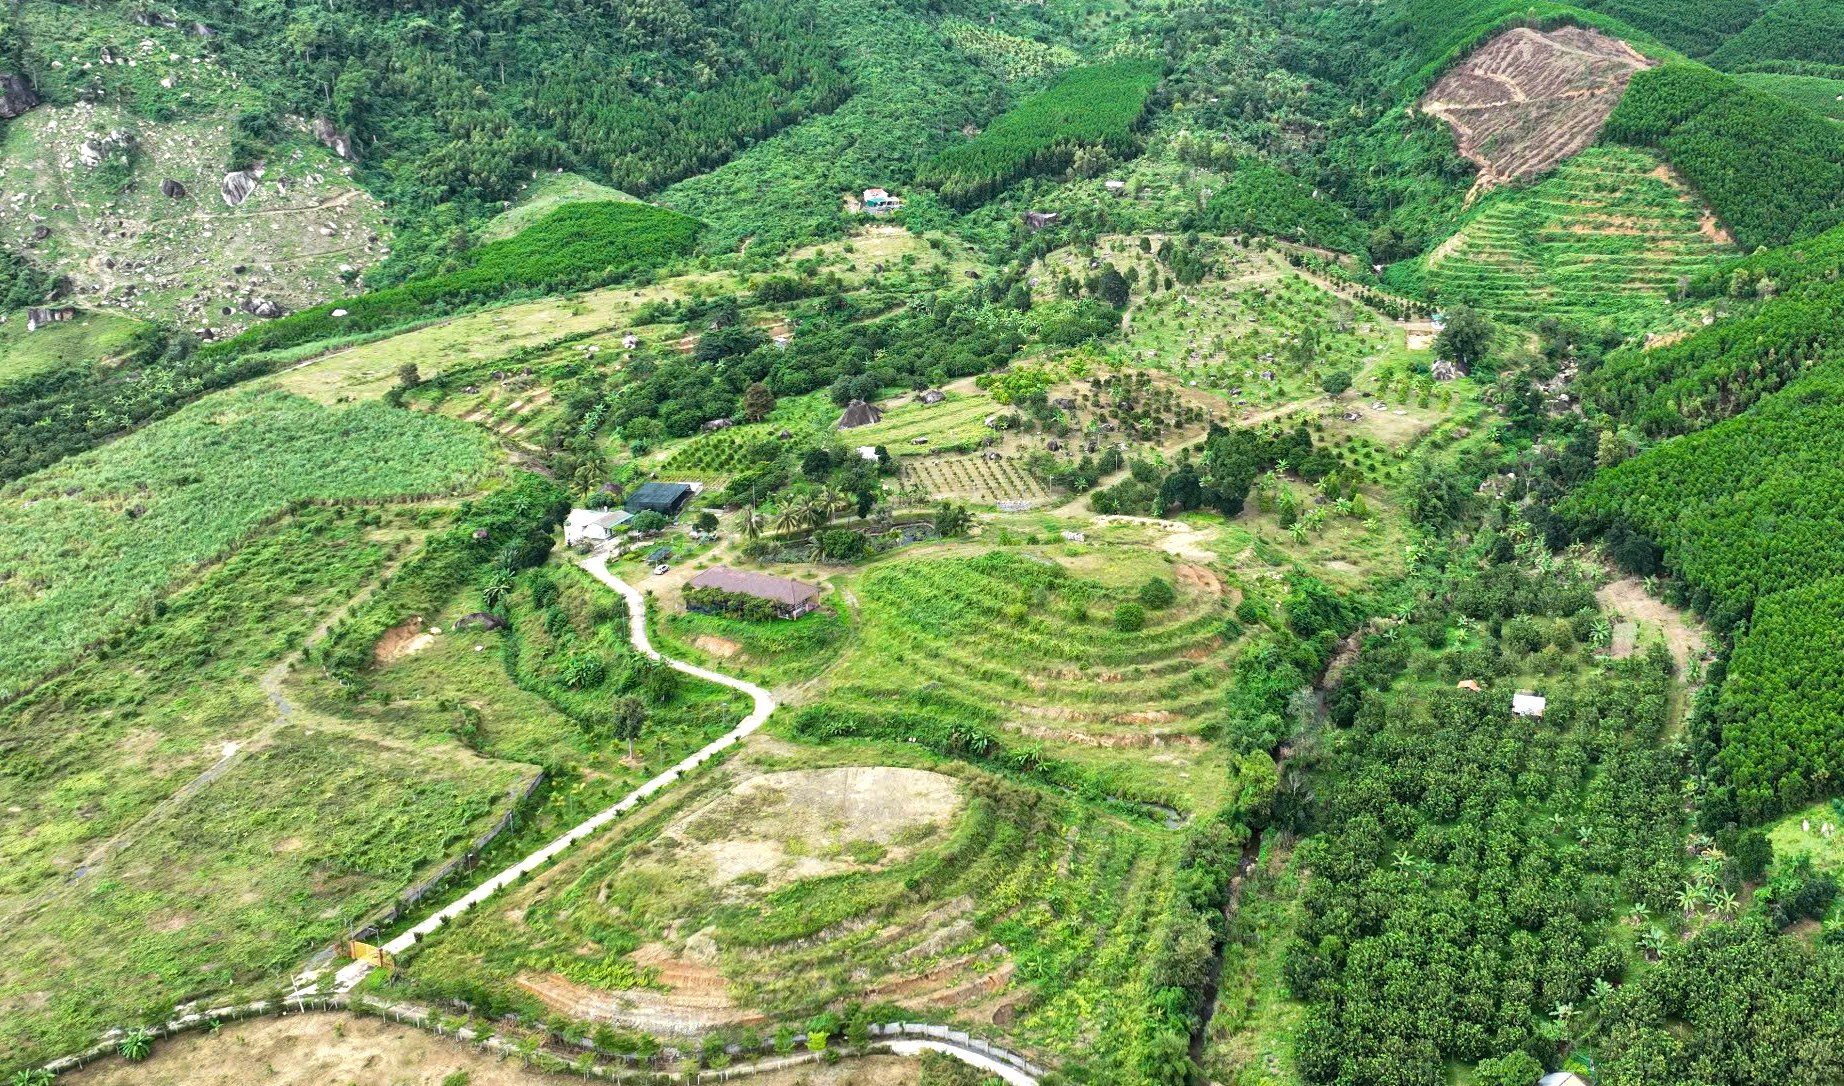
(0, 308), (143, 382)
(1411, 147), (1731, 330)
(481, 172), (640, 244)
(0, 509), (533, 1068)
(0, 388), (493, 696)
(1732, 71), (1844, 119)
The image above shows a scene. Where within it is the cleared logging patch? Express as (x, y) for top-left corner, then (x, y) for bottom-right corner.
(1417, 146), (1730, 329)
(1419, 26), (1650, 193)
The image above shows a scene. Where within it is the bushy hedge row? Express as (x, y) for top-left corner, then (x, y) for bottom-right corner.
(207, 201), (701, 361)
(1605, 63), (1844, 248)
(918, 60), (1162, 209)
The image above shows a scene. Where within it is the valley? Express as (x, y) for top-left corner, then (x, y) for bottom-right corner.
(4, 1), (1844, 1085)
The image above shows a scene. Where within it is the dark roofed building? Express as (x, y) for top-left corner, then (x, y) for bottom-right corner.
(625, 481), (694, 517)
(836, 399), (883, 429)
(687, 567), (821, 619)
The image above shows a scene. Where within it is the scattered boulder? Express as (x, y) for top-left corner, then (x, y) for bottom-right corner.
(159, 178), (187, 199)
(311, 117), (357, 161)
(220, 170), (258, 207)
(455, 612), (508, 632)
(0, 74), (38, 119)
(242, 297), (283, 319)
(30, 225), (49, 242)
(190, 21), (217, 39)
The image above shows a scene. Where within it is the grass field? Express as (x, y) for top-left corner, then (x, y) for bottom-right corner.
(0, 308), (144, 383)
(1413, 147), (1733, 330)
(1733, 72), (1844, 122)
(0, 388), (493, 696)
(481, 172), (641, 243)
(846, 391), (1001, 454)
(0, 508), (536, 1069)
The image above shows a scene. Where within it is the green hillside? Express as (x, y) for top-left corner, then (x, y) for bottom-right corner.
(1605, 62), (1844, 247)
(1408, 147), (1731, 329)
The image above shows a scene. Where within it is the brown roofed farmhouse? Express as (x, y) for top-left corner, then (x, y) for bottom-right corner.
(687, 567), (821, 619)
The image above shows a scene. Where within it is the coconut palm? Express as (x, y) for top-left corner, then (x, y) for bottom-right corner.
(773, 504), (806, 534)
(740, 506), (765, 542)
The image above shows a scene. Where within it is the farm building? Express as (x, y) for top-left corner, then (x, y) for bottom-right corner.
(625, 482), (695, 517)
(687, 567), (821, 619)
(837, 400), (884, 429)
(565, 508), (631, 545)
(1512, 691), (1547, 717)
(862, 188), (902, 213)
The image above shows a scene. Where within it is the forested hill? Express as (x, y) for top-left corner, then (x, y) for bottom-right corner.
(4, 0), (849, 279)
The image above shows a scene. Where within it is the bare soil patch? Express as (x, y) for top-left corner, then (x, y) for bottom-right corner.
(668, 767), (963, 889)
(1420, 27), (1651, 196)
(373, 617), (433, 665)
(693, 633), (744, 658)
(61, 1012), (556, 1086)
(1596, 577), (1706, 672)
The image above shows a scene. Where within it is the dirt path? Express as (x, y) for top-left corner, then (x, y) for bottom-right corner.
(13, 536), (420, 909)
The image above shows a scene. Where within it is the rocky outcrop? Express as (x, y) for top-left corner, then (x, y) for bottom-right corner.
(220, 170), (258, 207)
(311, 117), (357, 161)
(242, 297), (283, 319)
(160, 178), (187, 199)
(78, 129), (134, 169)
(0, 74), (38, 120)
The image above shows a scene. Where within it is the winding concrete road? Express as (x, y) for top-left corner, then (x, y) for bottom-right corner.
(310, 545), (775, 995)
(292, 547), (1042, 1084)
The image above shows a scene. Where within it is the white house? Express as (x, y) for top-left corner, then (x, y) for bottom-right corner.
(565, 508), (631, 546)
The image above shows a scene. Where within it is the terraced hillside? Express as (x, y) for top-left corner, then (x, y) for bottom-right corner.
(1420, 26), (1652, 195)
(797, 547), (1243, 817)
(397, 754), (1183, 1079)
(1416, 146), (1732, 327)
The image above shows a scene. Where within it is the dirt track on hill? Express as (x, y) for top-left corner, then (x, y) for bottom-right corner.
(1420, 26), (1650, 199)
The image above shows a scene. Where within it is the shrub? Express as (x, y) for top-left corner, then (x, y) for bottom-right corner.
(1112, 602), (1146, 632)
(1139, 578), (1176, 609)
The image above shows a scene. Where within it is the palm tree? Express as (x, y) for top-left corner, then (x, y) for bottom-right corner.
(1676, 883), (1704, 917)
(1394, 849), (1415, 870)
(740, 506), (765, 542)
(773, 505), (805, 534)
